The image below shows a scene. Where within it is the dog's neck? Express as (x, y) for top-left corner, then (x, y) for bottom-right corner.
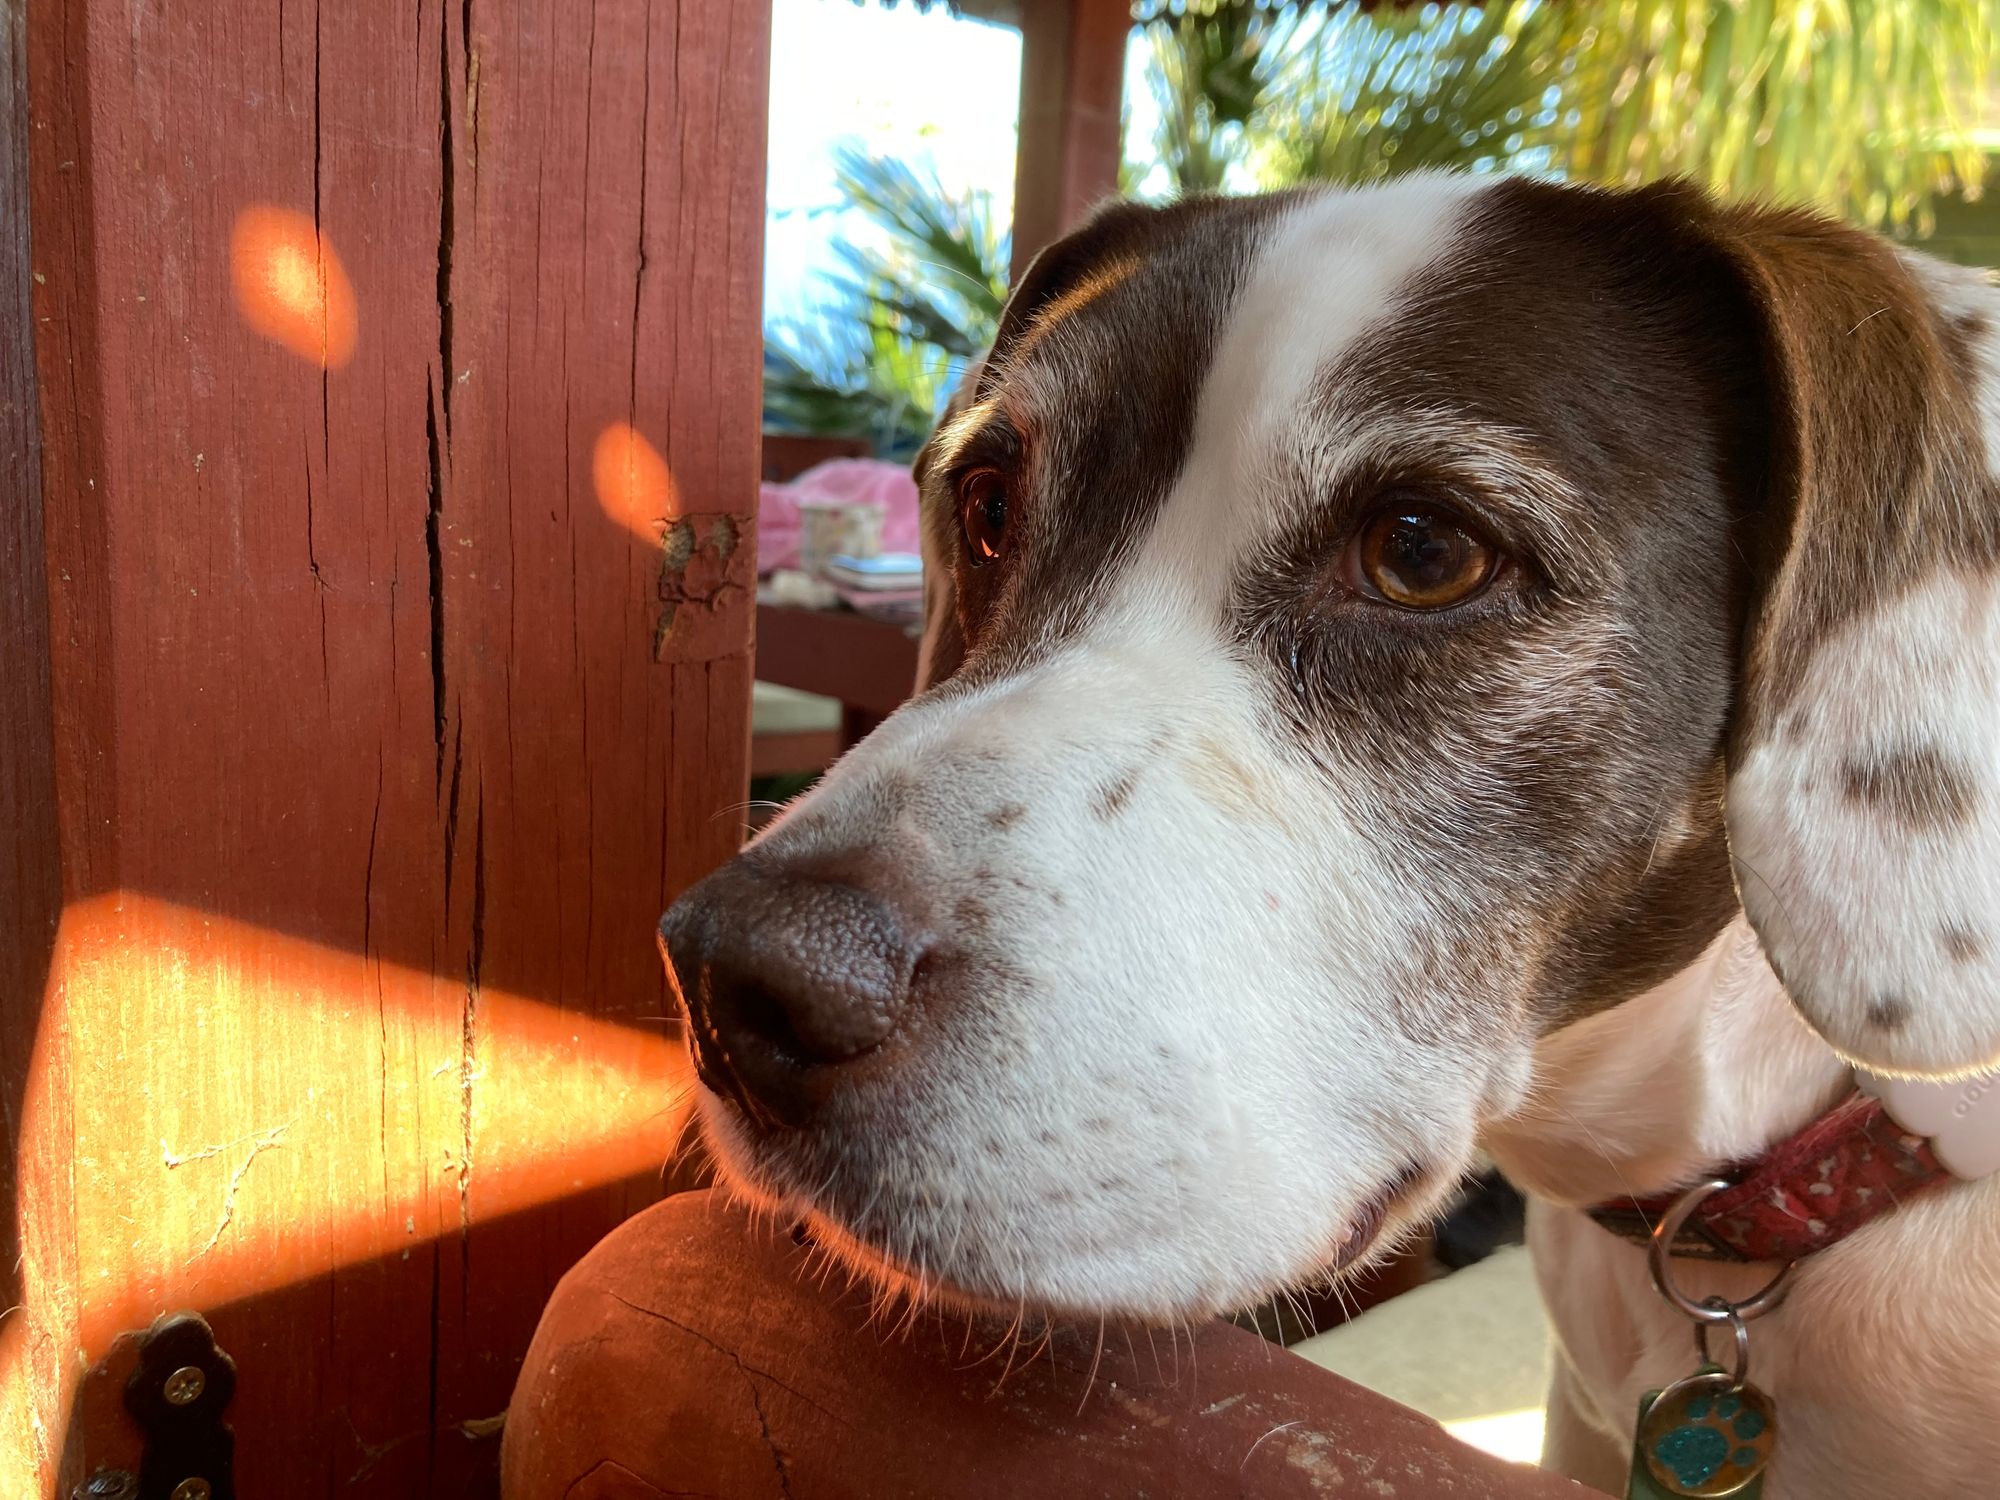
(1483, 916), (1853, 1207)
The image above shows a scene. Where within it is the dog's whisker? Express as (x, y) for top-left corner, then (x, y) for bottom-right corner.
(1074, 1313), (1107, 1417)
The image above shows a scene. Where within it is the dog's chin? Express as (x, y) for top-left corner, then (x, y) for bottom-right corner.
(698, 1100), (1446, 1325)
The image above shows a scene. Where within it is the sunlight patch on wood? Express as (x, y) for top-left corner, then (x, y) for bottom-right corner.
(229, 204), (359, 369)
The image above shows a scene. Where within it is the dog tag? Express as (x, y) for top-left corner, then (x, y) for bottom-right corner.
(1626, 1365), (1773, 1499)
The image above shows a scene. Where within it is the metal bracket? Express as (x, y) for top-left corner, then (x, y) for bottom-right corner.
(123, 1312), (237, 1500)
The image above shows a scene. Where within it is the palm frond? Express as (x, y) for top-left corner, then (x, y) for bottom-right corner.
(1136, 0), (2000, 233)
(762, 144), (1009, 458)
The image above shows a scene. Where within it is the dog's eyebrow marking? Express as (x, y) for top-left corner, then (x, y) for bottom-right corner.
(1840, 744), (1981, 829)
(926, 398), (1006, 475)
(1942, 923), (1987, 965)
(986, 802), (1026, 831)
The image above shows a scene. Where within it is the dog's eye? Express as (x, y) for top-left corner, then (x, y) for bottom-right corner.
(1352, 506), (1497, 610)
(959, 469), (1009, 566)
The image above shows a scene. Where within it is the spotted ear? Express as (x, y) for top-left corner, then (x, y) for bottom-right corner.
(1712, 204), (2000, 1077)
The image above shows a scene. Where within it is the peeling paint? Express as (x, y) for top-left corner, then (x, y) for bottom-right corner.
(653, 510), (754, 663)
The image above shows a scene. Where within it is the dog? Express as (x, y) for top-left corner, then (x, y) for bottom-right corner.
(662, 175), (2000, 1497)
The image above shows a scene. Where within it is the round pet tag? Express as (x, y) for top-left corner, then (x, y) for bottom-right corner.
(1638, 1369), (1777, 1497)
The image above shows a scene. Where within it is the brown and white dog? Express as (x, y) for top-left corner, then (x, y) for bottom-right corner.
(663, 177), (2000, 1496)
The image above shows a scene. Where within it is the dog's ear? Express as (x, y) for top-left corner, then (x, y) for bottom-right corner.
(1707, 202), (2000, 1077)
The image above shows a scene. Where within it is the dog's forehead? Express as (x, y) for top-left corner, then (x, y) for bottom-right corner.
(985, 177), (1742, 601)
(949, 176), (1511, 648)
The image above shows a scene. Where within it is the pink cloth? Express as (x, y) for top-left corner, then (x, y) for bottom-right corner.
(757, 458), (920, 576)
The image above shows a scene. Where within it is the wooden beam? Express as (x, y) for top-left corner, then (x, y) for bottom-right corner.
(0, 0), (73, 1478)
(1011, 0), (1133, 278)
(12, 0), (767, 1489)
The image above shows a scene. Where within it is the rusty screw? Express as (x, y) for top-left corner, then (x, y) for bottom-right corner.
(73, 1473), (138, 1500)
(168, 1481), (212, 1500)
(162, 1364), (206, 1406)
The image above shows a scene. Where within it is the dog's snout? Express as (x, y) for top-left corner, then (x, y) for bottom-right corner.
(660, 860), (920, 1126)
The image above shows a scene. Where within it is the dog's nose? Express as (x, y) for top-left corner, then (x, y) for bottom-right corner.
(659, 859), (920, 1127)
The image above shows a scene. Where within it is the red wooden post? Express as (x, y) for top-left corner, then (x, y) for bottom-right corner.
(1011, 0), (1134, 277)
(3, 0), (767, 1492)
(0, 0), (73, 1470)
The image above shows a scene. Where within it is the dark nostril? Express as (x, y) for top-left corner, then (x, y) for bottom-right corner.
(659, 859), (923, 1126)
(731, 982), (807, 1067)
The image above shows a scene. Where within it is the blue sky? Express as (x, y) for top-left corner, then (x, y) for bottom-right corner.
(764, 0), (1023, 327)
(763, 0), (1162, 328)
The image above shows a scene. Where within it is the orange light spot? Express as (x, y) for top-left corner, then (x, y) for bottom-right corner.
(230, 204), (358, 368)
(593, 421), (678, 536)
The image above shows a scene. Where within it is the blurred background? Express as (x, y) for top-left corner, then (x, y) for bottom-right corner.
(764, 0), (1999, 460)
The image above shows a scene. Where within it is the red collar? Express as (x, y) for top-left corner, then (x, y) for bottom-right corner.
(1587, 1091), (1953, 1262)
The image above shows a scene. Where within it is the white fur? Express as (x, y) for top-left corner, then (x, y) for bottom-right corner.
(1486, 920), (2000, 1498)
(1729, 569), (2000, 1076)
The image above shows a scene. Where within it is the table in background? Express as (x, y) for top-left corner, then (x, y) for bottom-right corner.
(754, 601), (921, 767)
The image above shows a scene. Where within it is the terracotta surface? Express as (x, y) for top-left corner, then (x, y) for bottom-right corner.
(503, 1190), (1592, 1499)
(7, 0), (766, 1490)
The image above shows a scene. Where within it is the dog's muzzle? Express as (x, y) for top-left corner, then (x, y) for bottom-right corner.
(659, 858), (925, 1129)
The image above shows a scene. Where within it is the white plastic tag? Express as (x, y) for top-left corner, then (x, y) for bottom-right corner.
(1856, 1068), (2000, 1181)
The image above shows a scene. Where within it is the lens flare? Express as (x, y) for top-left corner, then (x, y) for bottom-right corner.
(229, 204), (359, 368)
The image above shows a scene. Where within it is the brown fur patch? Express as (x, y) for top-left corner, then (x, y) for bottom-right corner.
(1713, 204), (2000, 737)
(1238, 180), (1760, 1030)
(986, 802), (1026, 831)
(1017, 255), (1144, 354)
(1181, 736), (1292, 830)
(1866, 995), (1910, 1031)
(1942, 923), (1986, 965)
(933, 195), (1290, 684)
(1841, 745), (1980, 829)
(1091, 769), (1139, 822)
(1948, 308), (1992, 365)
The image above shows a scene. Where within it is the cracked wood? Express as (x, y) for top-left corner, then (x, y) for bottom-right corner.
(9, 0), (767, 1492)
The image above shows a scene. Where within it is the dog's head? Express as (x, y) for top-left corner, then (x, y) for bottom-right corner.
(664, 177), (2000, 1319)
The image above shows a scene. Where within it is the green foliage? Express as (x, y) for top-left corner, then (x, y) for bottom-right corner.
(1137, 0), (1998, 234)
(762, 144), (1009, 459)
(775, 0), (1999, 452)
(1135, 5), (1306, 193)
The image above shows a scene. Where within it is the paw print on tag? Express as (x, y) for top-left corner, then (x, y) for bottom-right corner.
(1639, 1378), (1777, 1496)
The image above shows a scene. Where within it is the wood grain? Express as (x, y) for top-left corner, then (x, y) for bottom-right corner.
(0, 0), (75, 1484)
(504, 1191), (1594, 1500)
(10, 0), (767, 1492)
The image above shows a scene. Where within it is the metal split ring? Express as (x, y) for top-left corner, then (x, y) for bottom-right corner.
(1693, 1297), (1753, 1392)
(1647, 1177), (1796, 1324)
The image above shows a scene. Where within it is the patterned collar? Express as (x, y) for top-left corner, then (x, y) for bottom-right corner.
(1588, 1091), (1954, 1263)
